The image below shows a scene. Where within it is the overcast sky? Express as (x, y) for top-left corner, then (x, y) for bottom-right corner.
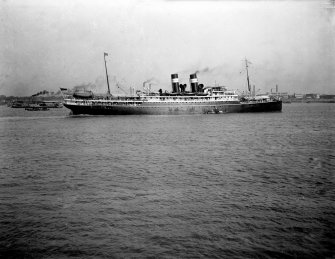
(0, 0), (334, 96)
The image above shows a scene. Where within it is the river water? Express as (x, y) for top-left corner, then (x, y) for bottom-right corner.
(0, 103), (334, 258)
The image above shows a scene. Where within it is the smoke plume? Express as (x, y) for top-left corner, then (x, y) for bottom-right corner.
(143, 77), (159, 85)
(72, 83), (96, 91)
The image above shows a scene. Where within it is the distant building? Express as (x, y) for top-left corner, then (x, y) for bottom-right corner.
(305, 93), (319, 99)
(320, 94), (335, 99)
(271, 92), (289, 99)
(294, 93), (304, 99)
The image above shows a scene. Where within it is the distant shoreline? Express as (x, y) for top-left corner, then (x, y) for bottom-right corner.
(287, 99), (335, 103)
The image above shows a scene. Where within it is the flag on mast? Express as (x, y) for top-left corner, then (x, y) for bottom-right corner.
(104, 52), (108, 57)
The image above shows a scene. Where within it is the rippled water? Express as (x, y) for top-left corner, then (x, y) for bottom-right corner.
(0, 104), (334, 258)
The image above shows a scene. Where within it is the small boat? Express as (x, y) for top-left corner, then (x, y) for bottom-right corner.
(11, 101), (27, 108)
(25, 104), (49, 111)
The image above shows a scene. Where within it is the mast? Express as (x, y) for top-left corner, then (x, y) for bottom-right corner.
(104, 52), (111, 95)
(245, 58), (251, 94)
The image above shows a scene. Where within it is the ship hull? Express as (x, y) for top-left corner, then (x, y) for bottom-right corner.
(64, 101), (282, 115)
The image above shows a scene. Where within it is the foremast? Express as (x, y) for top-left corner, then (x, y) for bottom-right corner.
(245, 58), (251, 95)
(104, 52), (111, 95)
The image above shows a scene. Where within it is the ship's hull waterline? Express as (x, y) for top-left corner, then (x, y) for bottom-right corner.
(63, 100), (282, 115)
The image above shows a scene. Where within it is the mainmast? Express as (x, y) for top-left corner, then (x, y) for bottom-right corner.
(104, 52), (111, 95)
(245, 58), (251, 94)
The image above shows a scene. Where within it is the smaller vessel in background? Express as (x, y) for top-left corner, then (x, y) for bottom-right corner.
(25, 104), (49, 111)
(10, 100), (63, 110)
(10, 100), (27, 108)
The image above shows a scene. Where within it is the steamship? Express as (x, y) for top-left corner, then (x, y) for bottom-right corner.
(62, 56), (282, 115)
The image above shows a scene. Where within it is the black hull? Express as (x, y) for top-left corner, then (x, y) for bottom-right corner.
(240, 101), (282, 113)
(64, 101), (282, 115)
